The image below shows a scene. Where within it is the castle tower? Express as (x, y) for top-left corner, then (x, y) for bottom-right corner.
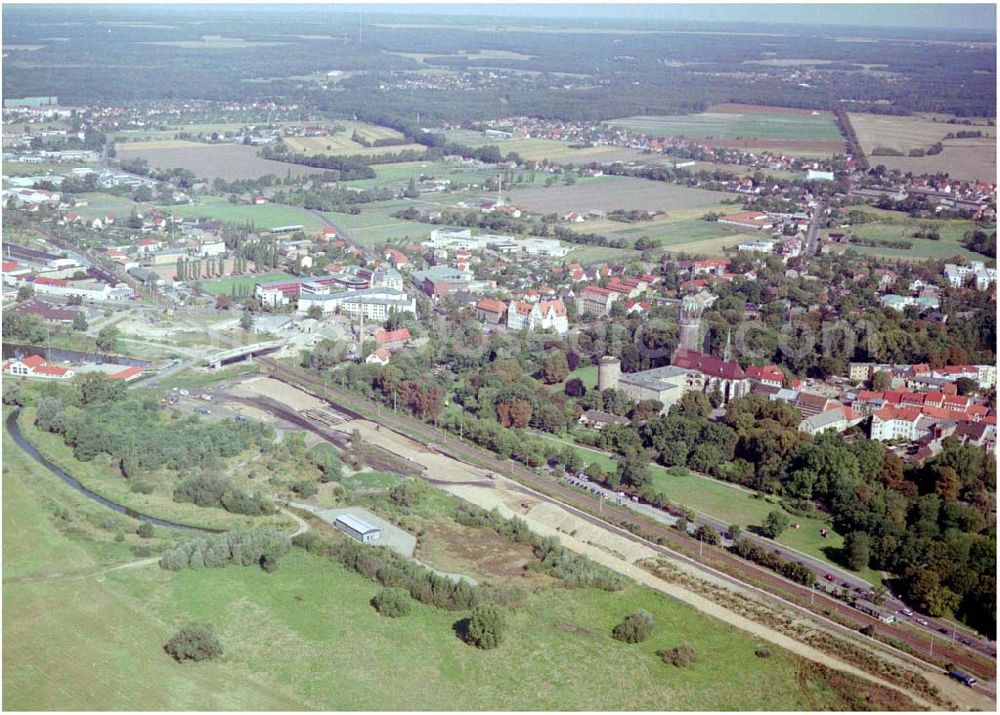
(597, 356), (621, 392)
(678, 293), (706, 352)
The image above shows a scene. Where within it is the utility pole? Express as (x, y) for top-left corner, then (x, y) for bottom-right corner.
(929, 633), (934, 656)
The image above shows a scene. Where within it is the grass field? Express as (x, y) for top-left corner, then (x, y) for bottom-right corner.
(162, 196), (326, 231)
(440, 132), (653, 164)
(199, 271), (296, 295)
(116, 142), (324, 182)
(509, 176), (726, 214)
(849, 112), (996, 181)
(607, 106), (843, 156)
(322, 202), (429, 247)
(5, 401), (868, 710)
(534, 433), (881, 583)
(832, 208), (989, 262)
(105, 551), (844, 710)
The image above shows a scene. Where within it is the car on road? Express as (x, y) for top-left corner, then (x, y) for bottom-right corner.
(901, 608), (913, 617)
(824, 574), (836, 582)
(915, 617), (929, 626)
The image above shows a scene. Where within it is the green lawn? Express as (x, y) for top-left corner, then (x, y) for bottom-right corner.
(535, 433), (882, 583)
(550, 364), (599, 393)
(835, 210), (992, 262)
(199, 271), (296, 296)
(163, 196), (326, 232)
(101, 550), (846, 711)
(321, 203), (428, 247)
(607, 111), (842, 142)
(2, 409), (883, 710)
(341, 470), (401, 490)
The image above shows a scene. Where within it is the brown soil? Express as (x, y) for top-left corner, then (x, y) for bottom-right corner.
(414, 517), (553, 586)
(709, 103), (824, 116)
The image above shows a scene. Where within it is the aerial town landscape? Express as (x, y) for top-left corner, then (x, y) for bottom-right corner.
(1, 2), (997, 712)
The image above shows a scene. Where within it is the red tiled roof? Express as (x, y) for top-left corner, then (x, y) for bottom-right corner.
(671, 347), (745, 380)
(34, 364), (70, 377)
(34, 276), (69, 287)
(2, 261), (17, 272)
(476, 298), (507, 314)
(20, 355), (46, 369)
(375, 327), (411, 345)
(538, 299), (566, 317)
(107, 366), (143, 380)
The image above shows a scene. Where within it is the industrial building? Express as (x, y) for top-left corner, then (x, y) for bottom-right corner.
(335, 513), (382, 543)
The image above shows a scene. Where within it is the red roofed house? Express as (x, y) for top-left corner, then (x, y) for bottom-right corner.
(718, 211), (773, 231)
(476, 298), (507, 325)
(746, 364), (785, 389)
(3, 354), (75, 380)
(579, 285), (621, 317)
(374, 327), (411, 349)
(107, 365), (144, 381)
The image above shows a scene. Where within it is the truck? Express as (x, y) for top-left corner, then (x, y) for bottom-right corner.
(947, 671), (977, 688)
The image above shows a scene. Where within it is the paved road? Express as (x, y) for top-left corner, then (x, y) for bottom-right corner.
(308, 209), (372, 260)
(805, 200), (824, 255)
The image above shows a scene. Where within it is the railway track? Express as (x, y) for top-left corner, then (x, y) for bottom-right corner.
(258, 358), (995, 684)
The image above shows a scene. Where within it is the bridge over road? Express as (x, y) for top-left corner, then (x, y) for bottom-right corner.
(201, 340), (283, 369)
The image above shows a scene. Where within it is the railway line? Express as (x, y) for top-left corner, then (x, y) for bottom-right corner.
(258, 358), (995, 686)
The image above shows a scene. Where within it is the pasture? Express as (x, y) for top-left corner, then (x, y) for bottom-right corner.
(3, 408), (862, 710)
(831, 208), (988, 262)
(849, 112), (996, 181)
(442, 131), (653, 164)
(607, 105), (843, 156)
(163, 196), (326, 231)
(115, 141), (323, 182)
(508, 176), (726, 214)
(284, 122), (426, 158)
(322, 202), (429, 247)
(100, 552), (841, 711)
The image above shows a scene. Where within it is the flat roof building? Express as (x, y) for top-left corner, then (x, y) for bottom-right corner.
(335, 513), (382, 543)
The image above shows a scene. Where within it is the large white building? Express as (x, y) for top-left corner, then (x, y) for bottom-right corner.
(870, 406), (925, 442)
(506, 299), (568, 334)
(944, 261), (996, 290)
(296, 287), (416, 319)
(424, 228), (568, 257)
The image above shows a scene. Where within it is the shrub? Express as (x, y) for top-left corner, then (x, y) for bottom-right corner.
(159, 529), (290, 571)
(164, 623), (223, 662)
(137, 521), (154, 539)
(372, 587), (412, 617)
(465, 603), (507, 649)
(612, 610), (654, 644)
(754, 646), (771, 658)
(389, 479), (426, 507)
(289, 480), (318, 499)
(130, 480), (154, 494)
(659, 643), (697, 667)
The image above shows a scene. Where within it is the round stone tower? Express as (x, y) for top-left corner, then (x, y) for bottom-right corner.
(597, 356), (621, 392)
(678, 293), (706, 352)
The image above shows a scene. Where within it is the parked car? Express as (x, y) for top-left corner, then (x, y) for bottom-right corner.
(916, 617), (929, 626)
(194, 407), (211, 415)
(824, 574), (836, 582)
(901, 608), (913, 617)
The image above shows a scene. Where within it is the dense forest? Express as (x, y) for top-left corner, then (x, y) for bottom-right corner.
(3, 6), (995, 119)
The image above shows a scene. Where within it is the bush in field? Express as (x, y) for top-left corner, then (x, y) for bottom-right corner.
(659, 643), (697, 667)
(389, 479), (426, 507)
(372, 587), (412, 617)
(465, 603), (507, 649)
(612, 610), (654, 644)
(137, 521), (154, 538)
(164, 623), (223, 662)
